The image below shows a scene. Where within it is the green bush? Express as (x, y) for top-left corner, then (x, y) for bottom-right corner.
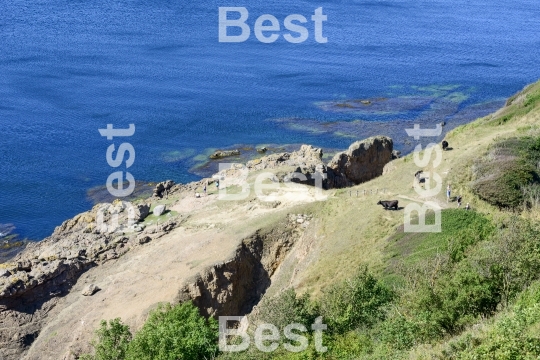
(378, 316), (420, 351)
(82, 302), (218, 360)
(255, 288), (319, 331)
(80, 318), (132, 360)
(128, 302), (218, 360)
(318, 266), (395, 334)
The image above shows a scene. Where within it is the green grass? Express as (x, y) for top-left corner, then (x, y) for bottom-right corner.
(383, 209), (495, 278)
(470, 136), (540, 209)
(141, 210), (179, 226)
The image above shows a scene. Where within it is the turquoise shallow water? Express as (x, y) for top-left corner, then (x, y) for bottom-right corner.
(0, 0), (539, 241)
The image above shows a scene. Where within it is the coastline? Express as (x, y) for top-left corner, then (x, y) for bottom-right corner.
(0, 80), (539, 359)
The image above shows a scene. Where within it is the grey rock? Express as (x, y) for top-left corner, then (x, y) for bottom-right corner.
(138, 235), (152, 245)
(81, 284), (99, 296)
(153, 205), (166, 217)
(327, 136), (393, 186)
(133, 203), (150, 222)
(0, 269), (10, 277)
(153, 180), (175, 198)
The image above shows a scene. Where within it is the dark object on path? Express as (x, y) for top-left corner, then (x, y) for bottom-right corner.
(442, 140), (449, 151)
(457, 195), (462, 207)
(377, 200), (399, 210)
(465, 203), (470, 210)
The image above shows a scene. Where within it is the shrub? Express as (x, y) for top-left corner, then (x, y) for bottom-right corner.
(319, 266), (395, 334)
(254, 288), (319, 331)
(80, 318), (132, 360)
(128, 302), (218, 360)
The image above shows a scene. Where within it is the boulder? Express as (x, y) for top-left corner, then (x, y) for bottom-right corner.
(133, 203), (150, 222)
(327, 136), (393, 186)
(137, 235), (152, 245)
(392, 150), (401, 159)
(0, 269), (10, 277)
(81, 284), (99, 296)
(257, 147), (268, 153)
(153, 205), (166, 216)
(153, 180), (175, 198)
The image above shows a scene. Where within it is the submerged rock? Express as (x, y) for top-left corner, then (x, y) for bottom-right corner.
(209, 149), (240, 159)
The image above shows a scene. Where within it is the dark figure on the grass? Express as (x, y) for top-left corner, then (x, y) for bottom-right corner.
(457, 195), (462, 207)
(377, 200), (399, 210)
(442, 140), (449, 151)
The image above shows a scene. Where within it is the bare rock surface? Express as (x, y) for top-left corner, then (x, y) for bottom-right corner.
(81, 284), (99, 296)
(0, 200), (177, 360)
(327, 136), (393, 186)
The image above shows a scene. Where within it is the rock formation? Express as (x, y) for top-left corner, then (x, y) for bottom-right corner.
(209, 149), (240, 159)
(327, 136), (393, 187)
(244, 138), (393, 189)
(153, 180), (175, 198)
(0, 201), (177, 359)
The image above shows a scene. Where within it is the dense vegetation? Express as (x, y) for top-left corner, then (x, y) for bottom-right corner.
(81, 302), (218, 360)
(83, 208), (540, 360)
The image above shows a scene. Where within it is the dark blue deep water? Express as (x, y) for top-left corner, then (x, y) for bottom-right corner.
(1, 0), (539, 241)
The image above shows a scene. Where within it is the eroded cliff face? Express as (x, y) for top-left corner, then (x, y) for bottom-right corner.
(0, 198), (310, 360)
(177, 214), (309, 318)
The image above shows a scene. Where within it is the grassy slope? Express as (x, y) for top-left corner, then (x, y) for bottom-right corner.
(292, 80), (540, 297)
(248, 81), (540, 358)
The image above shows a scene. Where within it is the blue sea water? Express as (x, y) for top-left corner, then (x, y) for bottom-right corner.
(0, 0), (539, 241)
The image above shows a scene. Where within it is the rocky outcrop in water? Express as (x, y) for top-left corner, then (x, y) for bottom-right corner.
(210, 149), (240, 159)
